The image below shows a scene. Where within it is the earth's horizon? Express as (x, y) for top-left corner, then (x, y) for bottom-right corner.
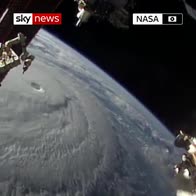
(0, 29), (188, 195)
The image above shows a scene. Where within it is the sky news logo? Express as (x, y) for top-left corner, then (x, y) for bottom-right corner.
(132, 13), (183, 25)
(13, 13), (62, 25)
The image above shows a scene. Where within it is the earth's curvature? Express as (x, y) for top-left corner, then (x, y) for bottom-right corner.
(0, 29), (181, 195)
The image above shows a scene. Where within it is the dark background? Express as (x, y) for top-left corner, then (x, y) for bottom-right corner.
(45, 0), (196, 136)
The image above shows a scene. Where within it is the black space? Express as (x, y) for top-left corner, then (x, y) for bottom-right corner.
(45, 0), (196, 136)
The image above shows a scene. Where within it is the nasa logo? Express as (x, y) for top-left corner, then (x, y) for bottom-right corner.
(139, 15), (159, 23)
(133, 14), (163, 25)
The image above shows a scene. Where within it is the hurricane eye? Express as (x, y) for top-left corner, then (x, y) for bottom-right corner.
(30, 82), (41, 90)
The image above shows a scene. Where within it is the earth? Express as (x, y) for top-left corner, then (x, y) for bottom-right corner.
(0, 29), (187, 195)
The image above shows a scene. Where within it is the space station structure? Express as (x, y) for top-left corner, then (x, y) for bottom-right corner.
(183, 0), (196, 21)
(0, 33), (34, 76)
(174, 130), (196, 190)
(74, 0), (135, 28)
